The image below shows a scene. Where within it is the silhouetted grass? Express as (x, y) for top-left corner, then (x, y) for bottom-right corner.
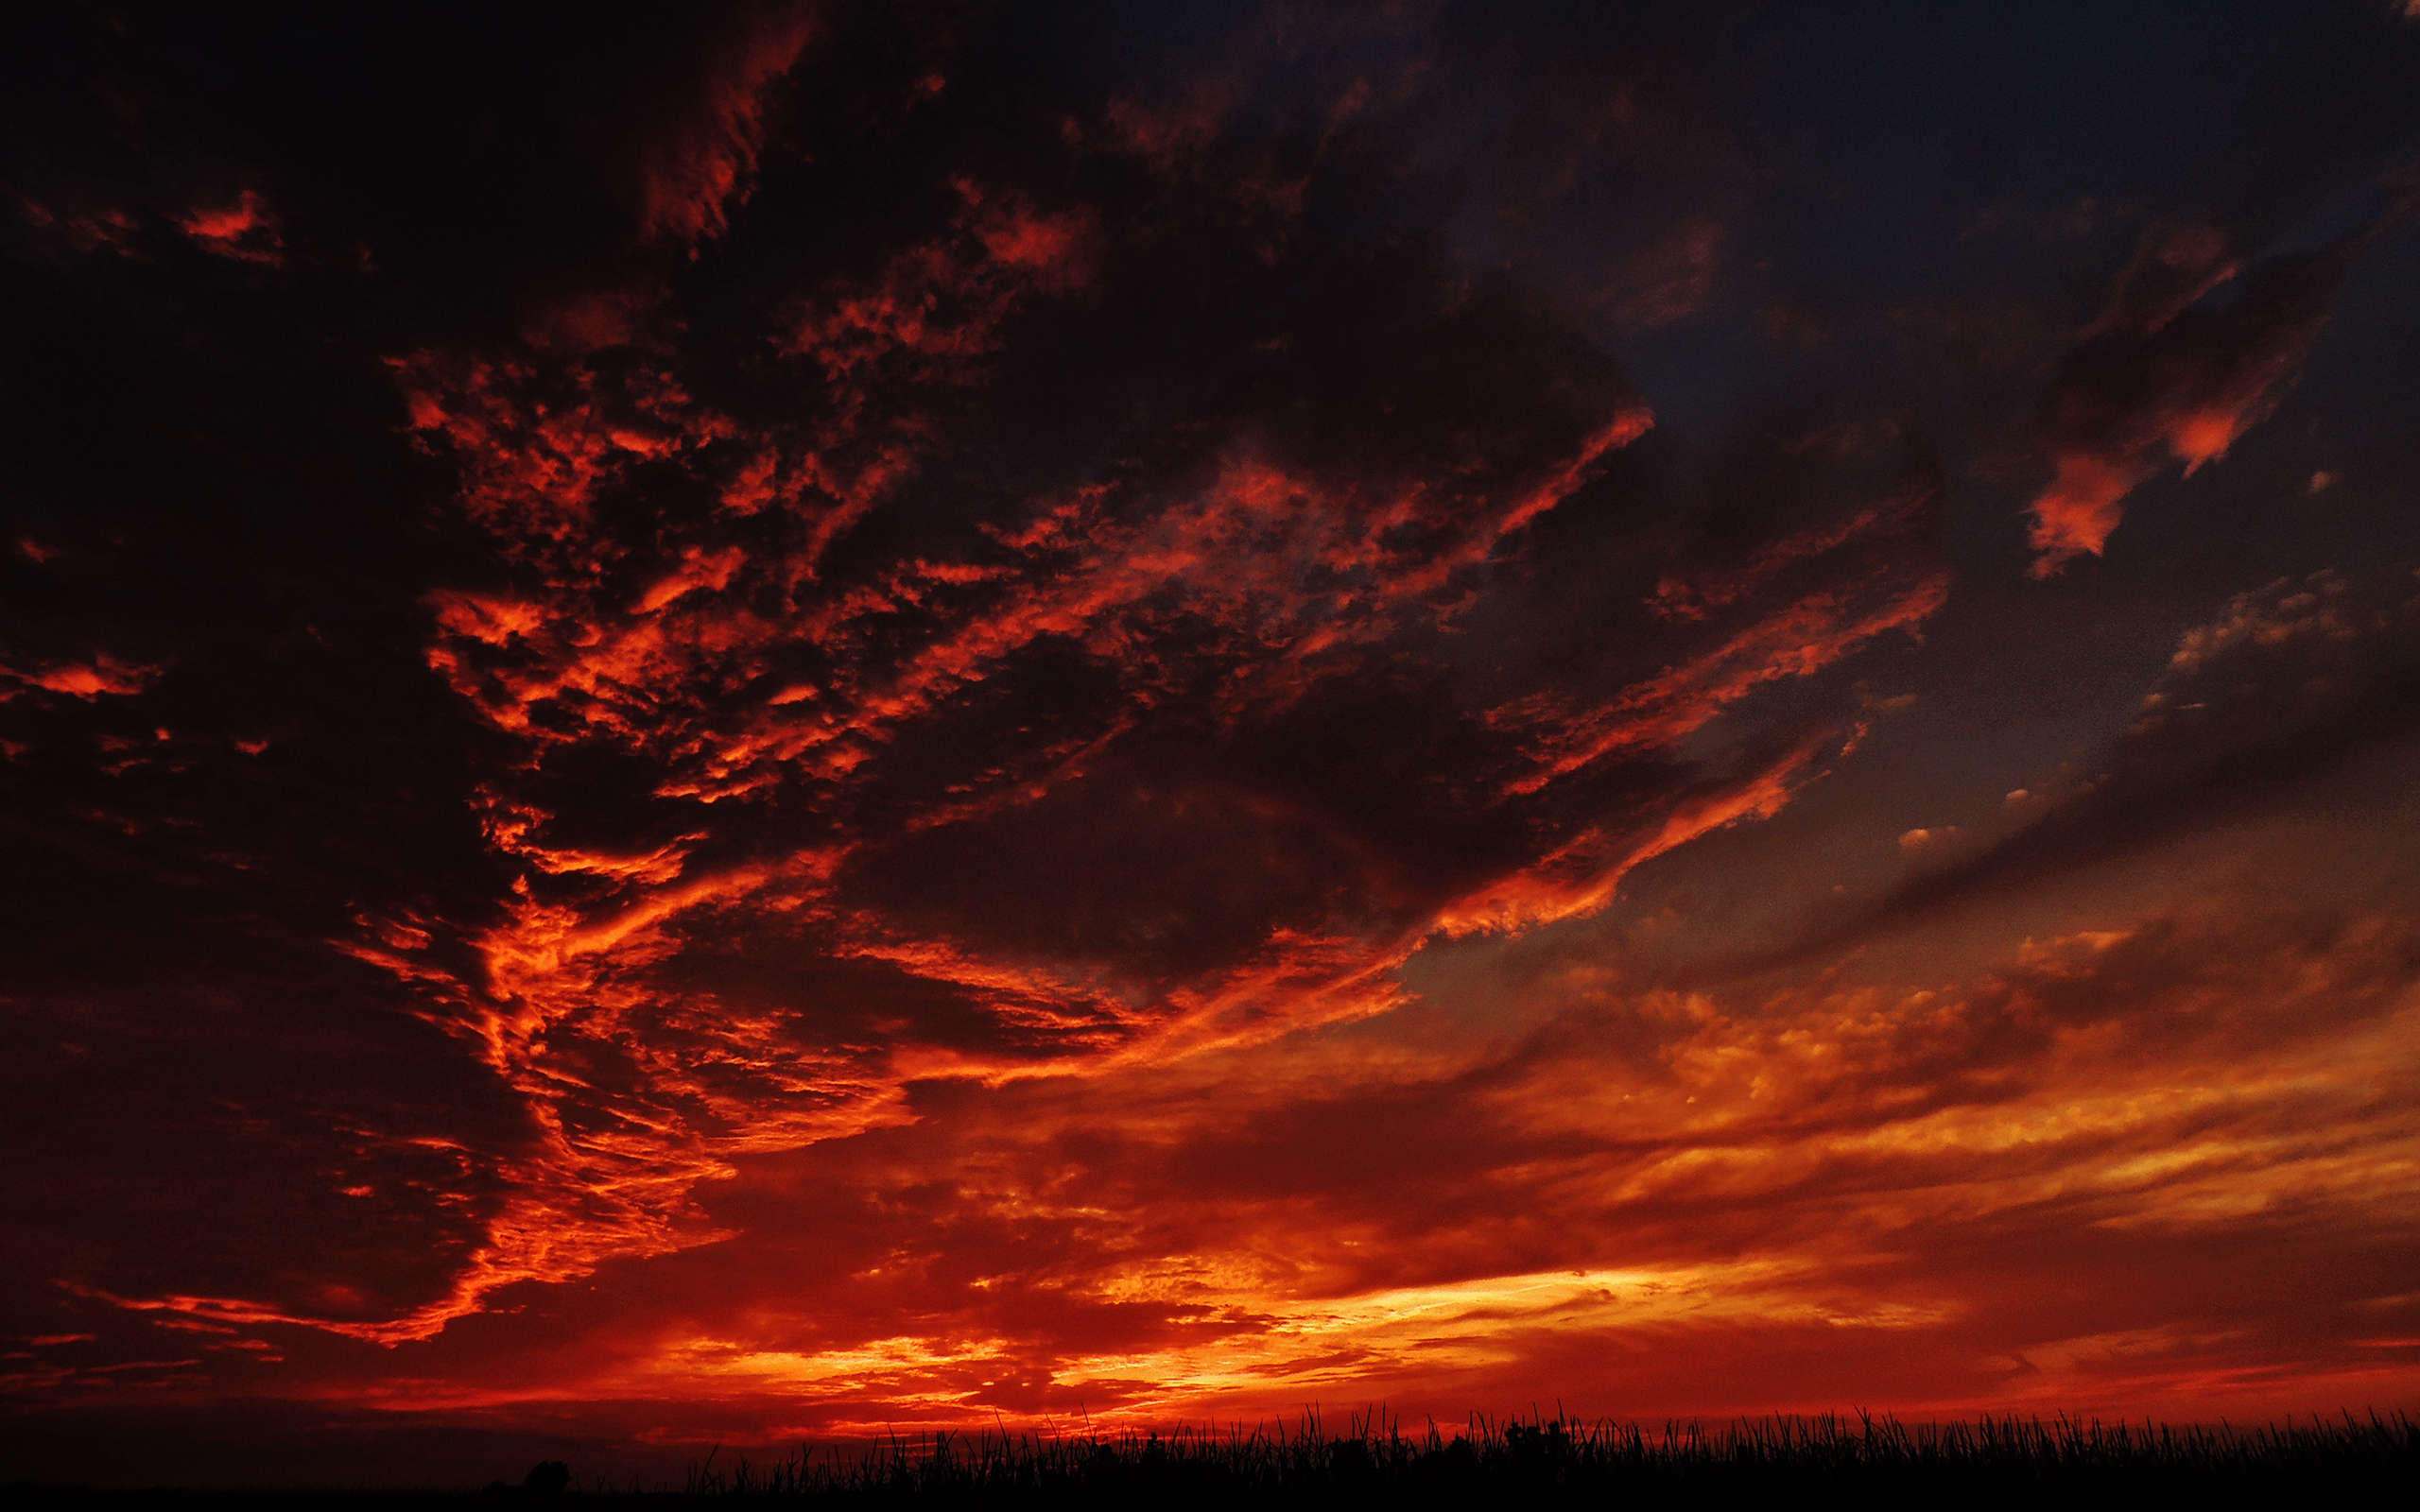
(666, 1406), (2417, 1506)
(9, 1407), (2411, 1506)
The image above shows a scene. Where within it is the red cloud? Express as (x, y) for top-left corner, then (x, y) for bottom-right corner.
(176, 190), (283, 266)
(631, 4), (815, 246)
(16, 194), (144, 258)
(3, 653), (159, 700)
(783, 182), (1101, 387)
(320, 172), (1965, 1347)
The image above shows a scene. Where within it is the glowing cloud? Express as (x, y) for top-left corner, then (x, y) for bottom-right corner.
(2026, 229), (2339, 575)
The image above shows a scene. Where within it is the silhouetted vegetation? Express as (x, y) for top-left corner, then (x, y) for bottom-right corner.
(665, 1407), (2418, 1506)
(9, 1409), (2411, 1506)
(486, 1460), (571, 1495)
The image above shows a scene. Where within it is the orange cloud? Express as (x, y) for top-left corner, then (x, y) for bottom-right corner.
(379, 870), (2411, 1439)
(2026, 230), (2337, 575)
(303, 169), (1964, 1359)
(1498, 565), (1949, 798)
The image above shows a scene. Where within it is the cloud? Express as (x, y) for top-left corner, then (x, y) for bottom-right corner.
(779, 180), (1103, 387)
(1, 653), (159, 700)
(478, 872), (2420, 1434)
(1813, 563), (2420, 942)
(2025, 231), (2342, 575)
(217, 39), (1974, 1351)
(629, 3), (816, 247)
(8, 0), (2420, 1462)
(1606, 217), (1727, 328)
(13, 195), (144, 259)
(175, 190), (283, 266)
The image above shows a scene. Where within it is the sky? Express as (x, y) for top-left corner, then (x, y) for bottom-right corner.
(6, 0), (2420, 1489)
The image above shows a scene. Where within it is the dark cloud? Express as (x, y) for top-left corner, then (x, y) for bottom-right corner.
(2025, 236), (2347, 574)
(1801, 563), (2420, 949)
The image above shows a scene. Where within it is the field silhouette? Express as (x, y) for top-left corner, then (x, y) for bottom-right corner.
(662, 1407), (2415, 1506)
(16, 1406), (2407, 1506)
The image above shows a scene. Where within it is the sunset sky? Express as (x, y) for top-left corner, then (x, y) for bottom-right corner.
(7, 0), (2420, 1487)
